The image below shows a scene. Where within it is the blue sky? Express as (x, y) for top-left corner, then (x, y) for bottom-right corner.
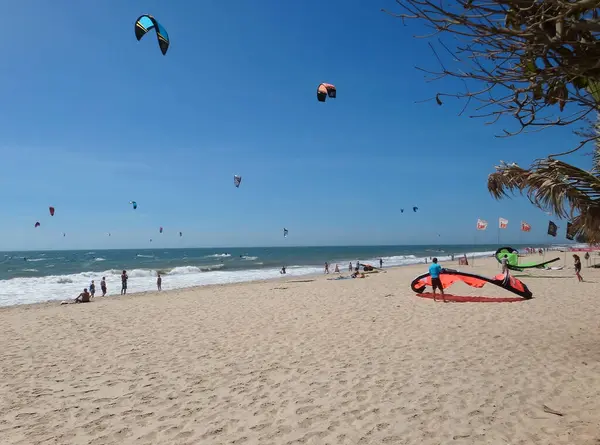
(0, 0), (587, 250)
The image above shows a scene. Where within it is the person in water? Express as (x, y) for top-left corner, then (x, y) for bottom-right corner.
(349, 262), (353, 272)
(101, 277), (107, 296)
(280, 266), (287, 274)
(429, 257), (446, 302)
(573, 254), (583, 282)
(89, 280), (96, 298)
(334, 264), (340, 273)
(74, 288), (91, 303)
(121, 270), (128, 295)
(379, 258), (383, 268)
(157, 273), (162, 291)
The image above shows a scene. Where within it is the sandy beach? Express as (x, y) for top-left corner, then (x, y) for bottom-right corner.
(1, 255), (599, 445)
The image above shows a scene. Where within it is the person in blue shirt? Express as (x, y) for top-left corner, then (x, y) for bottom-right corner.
(428, 257), (446, 302)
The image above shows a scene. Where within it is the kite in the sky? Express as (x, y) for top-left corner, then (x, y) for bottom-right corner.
(401, 209), (404, 213)
(317, 83), (336, 102)
(283, 228), (288, 238)
(413, 206), (419, 212)
(159, 227), (163, 234)
(63, 233), (66, 237)
(179, 232), (182, 237)
(150, 239), (153, 242)
(107, 233), (111, 237)
(411, 269), (532, 299)
(49, 206), (55, 216)
(134, 14), (170, 55)
(130, 201), (137, 210)
(495, 247), (560, 271)
(34, 222), (40, 228)
(234, 175), (242, 188)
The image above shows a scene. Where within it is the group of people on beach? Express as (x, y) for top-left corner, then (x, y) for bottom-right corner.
(69, 270), (163, 304)
(323, 258), (385, 275)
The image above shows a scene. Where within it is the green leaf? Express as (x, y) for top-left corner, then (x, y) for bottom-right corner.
(587, 79), (600, 104)
(572, 77), (589, 90)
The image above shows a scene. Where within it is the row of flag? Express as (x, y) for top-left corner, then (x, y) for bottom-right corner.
(476, 218), (576, 239)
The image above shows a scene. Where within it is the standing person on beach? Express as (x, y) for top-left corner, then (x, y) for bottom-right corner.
(501, 254), (509, 274)
(324, 262), (329, 274)
(379, 258), (383, 268)
(429, 258), (446, 303)
(157, 273), (162, 291)
(349, 262), (353, 272)
(121, 270), (128, 295)
(89, 280), (96, 298)
(101, 277), (107, 296)
(573, 254), (583, 282)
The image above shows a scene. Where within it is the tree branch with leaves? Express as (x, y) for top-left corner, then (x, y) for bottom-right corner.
(383, 0), (600, 152)
(384, 0), (600, 241)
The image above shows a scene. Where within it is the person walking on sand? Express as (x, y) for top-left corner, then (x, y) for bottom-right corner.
(501, 254), (509, 274)
(121, 270), (128, 295)
(573, 254), (583, 282)
(324, 262), (329, 274)
(379, 258), (383, 268)
(349, 262), (353, 272)
(101, 277), (107, 296)
(429, 257), (446, 303)
(89, 280), (96, 298)
(157, 273), (162, 291)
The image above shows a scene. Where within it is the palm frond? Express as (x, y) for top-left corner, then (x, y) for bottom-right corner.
(488, 159), (600, 243)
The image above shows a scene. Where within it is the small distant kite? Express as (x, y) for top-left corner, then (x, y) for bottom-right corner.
(401, 209), (404, 213)
(234, 175), (242, 188)
(283, 228), (288, 238)
(49, 206), (55, 216)
(317, 83), (336, 102)
(413, 207), (419, 212)
(107, 233), (111, 237)
(159, 227), (163, 234)
(130, 201), (137, 210)
(150, 239), (153, 242)
(135, 14), (170, 55)
(179, 231), (182, 237)
(34, 222), (40, 228)
(63, 233), (66, 237)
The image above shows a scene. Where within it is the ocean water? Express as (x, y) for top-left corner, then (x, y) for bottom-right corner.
(0, 244), (555, 307)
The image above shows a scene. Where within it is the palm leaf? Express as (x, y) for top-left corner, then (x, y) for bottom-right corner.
(488, 157), (600, 243)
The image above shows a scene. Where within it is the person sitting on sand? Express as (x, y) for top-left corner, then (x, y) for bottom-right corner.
(351, 268), (366, 278)
(74, 288), (91, 303)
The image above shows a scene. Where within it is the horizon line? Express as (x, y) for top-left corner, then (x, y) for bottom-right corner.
(0, 241), (577, 253)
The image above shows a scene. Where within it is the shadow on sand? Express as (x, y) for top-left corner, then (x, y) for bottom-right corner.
(417, 292), (528, 303)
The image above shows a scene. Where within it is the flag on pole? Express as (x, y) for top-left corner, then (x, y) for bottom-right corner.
(547, 221), (557, 237)
(476, 219), (488, 230)
(520, 221), (531, 232)
(566, 222), (576, 240)
(499, 217), (508, 229)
